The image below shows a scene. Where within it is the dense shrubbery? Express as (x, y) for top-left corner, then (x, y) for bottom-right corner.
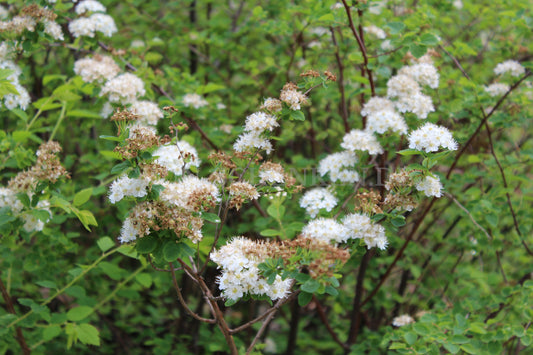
(1, 0), (532, 354)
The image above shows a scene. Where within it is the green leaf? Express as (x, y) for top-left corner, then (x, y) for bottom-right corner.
(260, 229), (281, 237)
(163, 241), (180, 262)
(389, 342), (407, 350)
(43, 74), (67, 86)
(197, 83), (225, 94)
(110, 161), (132, 175)
(391, 216), (406, 227)
(468, 322), (487, 334)
(298, 291), (313, 306)
(225, 298), (237, 307)
(386, 22), (405, 34)
(66, 306), (93, 322)
(289, 110), (305, 121)
(12, 131), (32, 143)
(76, 323), (100, 346)
(42, 325), (62, 341)
(202, 212), (221, 223)
(99, 135), (123, 142)
(409, 43), (427, 58)
(413, 323), (430, 335)
(67, 109), (102, 119)
(325, 285), (338, 296)
(404, 332), (417, 346)
(135, 273), (152, 288)
(397, 149), (424, 156)
(301, 278), (320, 293)
(35, 280), (57, 289)
(73, 188), (92, 207)
(136, 235), (158, 254)
(420, 33), (439, 46)
(443, 342), (460, 354)
(97, 237), (115, 252)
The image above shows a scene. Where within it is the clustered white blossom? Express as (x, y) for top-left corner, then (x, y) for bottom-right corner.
(392, 314), (415, 327)
(299, 188), (337, 218)
(244, 112), (279, 132)
(318, 151), (359, 183)
(259, 163), (285, 184)
(183, 93), (208, 109)
(408, 123), (458, 152)
(100, 73), (146, 104)
(302, 218), (349, 244)
(211, 237), (292, 301)
(233, 131), (273, 154)
(108, 176), (150, 204)
(0, 188), (52, 233)
(129, 100), (164, 126)
(342, 213), (388, 250)
(0, 43), (31, 110)
(43, 20), (64, 40)
(484, 83), (509, 97)
(280, 84), (308, 110)
(153, 142), (201, 176)
(69, 0), (117, 38)
(363, 25), (387, 39)
(158, 177), (220, 212)
(415, 175), (443, 198)
(341, 129), (384, 155)
(74, 55), (120, 83)
(494, 60), (525, 77)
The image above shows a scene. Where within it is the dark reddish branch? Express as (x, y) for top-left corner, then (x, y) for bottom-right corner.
(347, 249), (374, 346)
(285, 299), (300, 355)
(484, 122), (533, 256)
(340, 0), (376, 98)
(0, 273), (31, 355)
(312, 296), (349, 351)
(330, 27), (350, 133)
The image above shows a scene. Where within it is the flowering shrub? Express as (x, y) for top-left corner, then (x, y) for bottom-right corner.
(1, 0), (532, 354)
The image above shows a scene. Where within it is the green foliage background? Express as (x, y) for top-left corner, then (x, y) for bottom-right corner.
(1, 0), (532, 354)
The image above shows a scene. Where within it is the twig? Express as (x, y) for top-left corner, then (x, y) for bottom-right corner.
(169, 264), (216, 324)
(330, 27), (350, 132)
(312, 295), (349, 351)
(445, 192), (492, 241)
(0, 272), (30, 355)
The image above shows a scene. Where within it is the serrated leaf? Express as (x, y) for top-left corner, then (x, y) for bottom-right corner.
(35, 280), (57, 289)
(97, 237), (115, 252)
(301, 279), (320, 293)
(163, 241), (180, 262)
(420, 33), (439, 46)
(76, 323), (100, 346)
(135, 273), (152, 288)
(397, 149), (424, 156)
(136, 235), (158, 254)
(260, 229), (281, 237)
(225, 298), (237, 307)
(73, 188), (92, 207)
(66, 306), (93, 322)
(404, 332), (417, 346)
(110, 161), (131, 175)
(386, 22), (405, 34)
(42, 325), (62, 341)
(202, 212), (221, 223)
(298, 291), (313, 306)
(289, 110), (305, 121)
(410, 43), (427, 58)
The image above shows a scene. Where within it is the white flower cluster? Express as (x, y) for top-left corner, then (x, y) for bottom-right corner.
(183, 93), (208, 109)
(75, 0), (106, 14)
(318, 151), (359, 183)
(363, 25), (387, 39)
(341, 129), (384, 155)
(211, 237), (292, 301)
(119, 208), (150, 243)
(386, 63), (439, 119)
(154, 141), (201, 176)
(494, 60), (525, 77)
(362, 97), (409, 134)
(100, 73), (146, 104)
(74, 55), (120, 83)
(302, 218), (349, 244)
(408, 123), (458, 152)
(259, 165), (285, 184)
(108, 176), (150, 204)
(244, 112), (279, 132)
(69, 13), (117, 38)
(159, 176), (220, 211)
(0, 44), (30, 110)
(233, 131), (273, 155)
(0, 188), (51, 233)
(415, 175), (443, 198)
(484, 83), (509, 97)
(280, 86), (308, 110)
(43, 20), (64, 40)
(69, 0), (117, 38)
(129, 100), (164, 126)
(299, 188), (337, 218)
(392, 314), (415, 327)
(342, 213), (388, 250)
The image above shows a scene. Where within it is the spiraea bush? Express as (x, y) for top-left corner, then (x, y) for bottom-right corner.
(1, 1), (532, 354)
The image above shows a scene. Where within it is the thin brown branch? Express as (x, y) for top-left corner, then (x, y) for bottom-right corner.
(0, 272), (31, 355)
(312, 295), (349, 351)
(347, 249), (374, 345)
(330, 27), (350, 133)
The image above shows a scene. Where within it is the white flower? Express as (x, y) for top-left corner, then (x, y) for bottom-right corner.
(361, 97), (396, 117)
(415, 175), (443, 198)
(399, 63), (440, 89)
(43, 20), (64, 41)
(366, 109), (408, 134)
(342, 213), (388, 250)
(129, 100), (164, 126)
(233, 131), (273, 154)
(159, 176), (220, 211)
(395, 92), (435, 119)
(244, 112), (279, 133)
(302, 218), (349, 244)
(299, 188), (338, 218)
(364, 25), (387, 39)
(392, 314), (415, 327)
(318, 151), (359, 183)
(153, 141), (201, 176)
(109, 176), (149, 203)
(494, 60), (525, 77)
(100, 73), (145, 104)
(74, 55), (120, 83)
(75, 0), (107, 14)
(485, 83), (510, 97)
(341, 129), (384, 155)
(183, 93), (208, 108)
(408, 123), (458, 152)
(387, 74), (421, 99)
